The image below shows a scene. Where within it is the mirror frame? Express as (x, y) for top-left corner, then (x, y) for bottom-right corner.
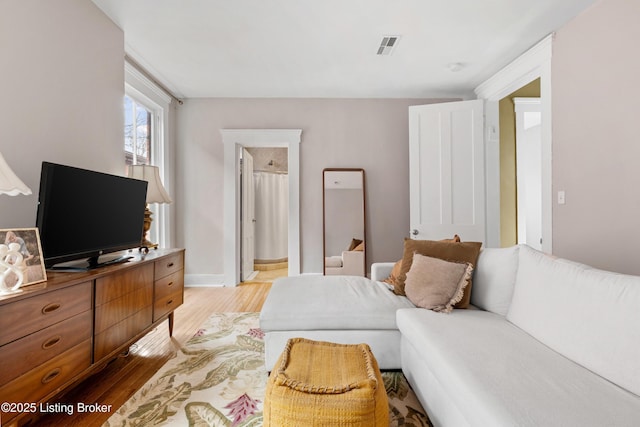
(322, 168), (366, 276)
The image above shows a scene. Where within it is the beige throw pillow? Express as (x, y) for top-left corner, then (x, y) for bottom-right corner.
(384, 235), (462, 291)
(404, 253), (473, 313)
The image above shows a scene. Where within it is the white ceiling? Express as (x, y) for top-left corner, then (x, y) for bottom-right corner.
(91, 0), (598, 99)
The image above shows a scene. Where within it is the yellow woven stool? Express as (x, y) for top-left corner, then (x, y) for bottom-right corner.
(264, 338), (389, 426)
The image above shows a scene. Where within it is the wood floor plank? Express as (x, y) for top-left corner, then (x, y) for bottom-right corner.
(25, 283), (271, 426)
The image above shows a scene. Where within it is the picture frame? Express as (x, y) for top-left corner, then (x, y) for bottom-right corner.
(0, 227), (47, 291)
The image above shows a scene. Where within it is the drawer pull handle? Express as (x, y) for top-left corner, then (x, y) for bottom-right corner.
(41, 368), (61, 384)
(167, 281), (174, 287)
(42, 336), (62, 350)
(166, 299), (173, 306)
(42, 303), (61, 314)
(167, 262), (175, 268)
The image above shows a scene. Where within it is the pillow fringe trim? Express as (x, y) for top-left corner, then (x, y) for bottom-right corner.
(438, 263), (474, 313)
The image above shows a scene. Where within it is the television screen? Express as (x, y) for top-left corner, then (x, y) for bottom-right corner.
(36, 162), (148, 269)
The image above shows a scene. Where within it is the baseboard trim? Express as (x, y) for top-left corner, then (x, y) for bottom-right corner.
(185, 274), (225, 287)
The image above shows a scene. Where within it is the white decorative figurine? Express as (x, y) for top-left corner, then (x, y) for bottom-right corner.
(0, 242), (25, 295)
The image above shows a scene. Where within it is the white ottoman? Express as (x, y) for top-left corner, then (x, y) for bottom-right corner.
(259, 275), (415, 371)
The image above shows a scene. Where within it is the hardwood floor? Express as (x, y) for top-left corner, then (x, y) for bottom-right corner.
(26, 283), (271, 427)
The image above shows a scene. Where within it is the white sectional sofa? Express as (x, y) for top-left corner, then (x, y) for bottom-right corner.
(260, 244), (640, 426)
(260, 274), (414, 370)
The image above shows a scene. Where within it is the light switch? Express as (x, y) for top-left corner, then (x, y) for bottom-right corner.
(558, 190), (566, 205)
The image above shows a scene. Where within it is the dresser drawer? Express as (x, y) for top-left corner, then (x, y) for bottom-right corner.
(94, 285), (153, 334)
(154, 270), (184, 301)
(0, 310), (92, 385)
(153, 291), (183, 322)
(0, 340), (91, 408)
(0, 282), (92, 346)
(154, 253), (184, 280)
(95, 264), (154, 305)
(94, 305), (153, 362)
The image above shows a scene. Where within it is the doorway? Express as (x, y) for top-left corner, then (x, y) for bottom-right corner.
(221, 129), (302, 287)
(241, 147), (289, 283)
(498, 79), (541, 247)
(475, 34), (552, 253)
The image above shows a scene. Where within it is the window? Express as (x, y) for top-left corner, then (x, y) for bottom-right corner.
(124, 61), (174, 248)
(124, 95), (152, 166)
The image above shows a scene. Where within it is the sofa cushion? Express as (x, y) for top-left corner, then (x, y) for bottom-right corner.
(325, 256), (343, 268)
(260, 275), (415, 331)
(404, 254), (473, 313)
(507, 244), (640, 397)
(470, 245), (520, 315)
(397, 308), (640, 426)
(395, 239), (482, 309)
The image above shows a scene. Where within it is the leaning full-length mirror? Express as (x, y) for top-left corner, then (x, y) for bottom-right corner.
(323, 168), (366, 276)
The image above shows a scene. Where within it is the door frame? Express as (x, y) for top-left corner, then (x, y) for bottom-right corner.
(222, 129), (302, 286)
(475, 34), (553, 253)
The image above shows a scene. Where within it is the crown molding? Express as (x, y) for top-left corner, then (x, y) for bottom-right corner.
(475, 34), (553, 100)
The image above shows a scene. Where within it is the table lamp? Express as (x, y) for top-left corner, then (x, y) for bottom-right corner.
(0, 151), (32, 295)
(0, 152), (31, 196)
(127, 165), (172, 249)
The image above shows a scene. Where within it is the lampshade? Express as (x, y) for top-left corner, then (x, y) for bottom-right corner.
(127, 164), (172, 204)
(0, 152), (32, 196)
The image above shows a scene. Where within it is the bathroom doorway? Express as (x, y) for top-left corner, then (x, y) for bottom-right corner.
(240, 147), (289, 283)
(221, 128), (301, 287)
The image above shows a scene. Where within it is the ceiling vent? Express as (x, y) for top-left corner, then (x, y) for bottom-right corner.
(377, 35), (401, 55)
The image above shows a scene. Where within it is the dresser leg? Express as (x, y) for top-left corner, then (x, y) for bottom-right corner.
(168, 312), (174, 336)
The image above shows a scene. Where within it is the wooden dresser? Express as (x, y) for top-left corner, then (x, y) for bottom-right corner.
(0, 248), (184, 426)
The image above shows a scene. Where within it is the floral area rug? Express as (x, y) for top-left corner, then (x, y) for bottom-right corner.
(104, 312), (432, 427)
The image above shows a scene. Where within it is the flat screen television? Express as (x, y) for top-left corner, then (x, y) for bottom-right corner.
(36, 162), (148, 270)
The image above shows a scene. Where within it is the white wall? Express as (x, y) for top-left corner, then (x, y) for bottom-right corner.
(552, 0), (640, 274)
(0, 0), (124, 227)
(176, 98), (454, 277)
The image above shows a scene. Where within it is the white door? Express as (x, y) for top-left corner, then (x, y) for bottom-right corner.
(514, 98), (542, 250)
(241, 148), (256, 281)
(409, 100), (485, 242)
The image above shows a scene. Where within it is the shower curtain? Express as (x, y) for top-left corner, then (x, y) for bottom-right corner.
(254, 171), (288, 262)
